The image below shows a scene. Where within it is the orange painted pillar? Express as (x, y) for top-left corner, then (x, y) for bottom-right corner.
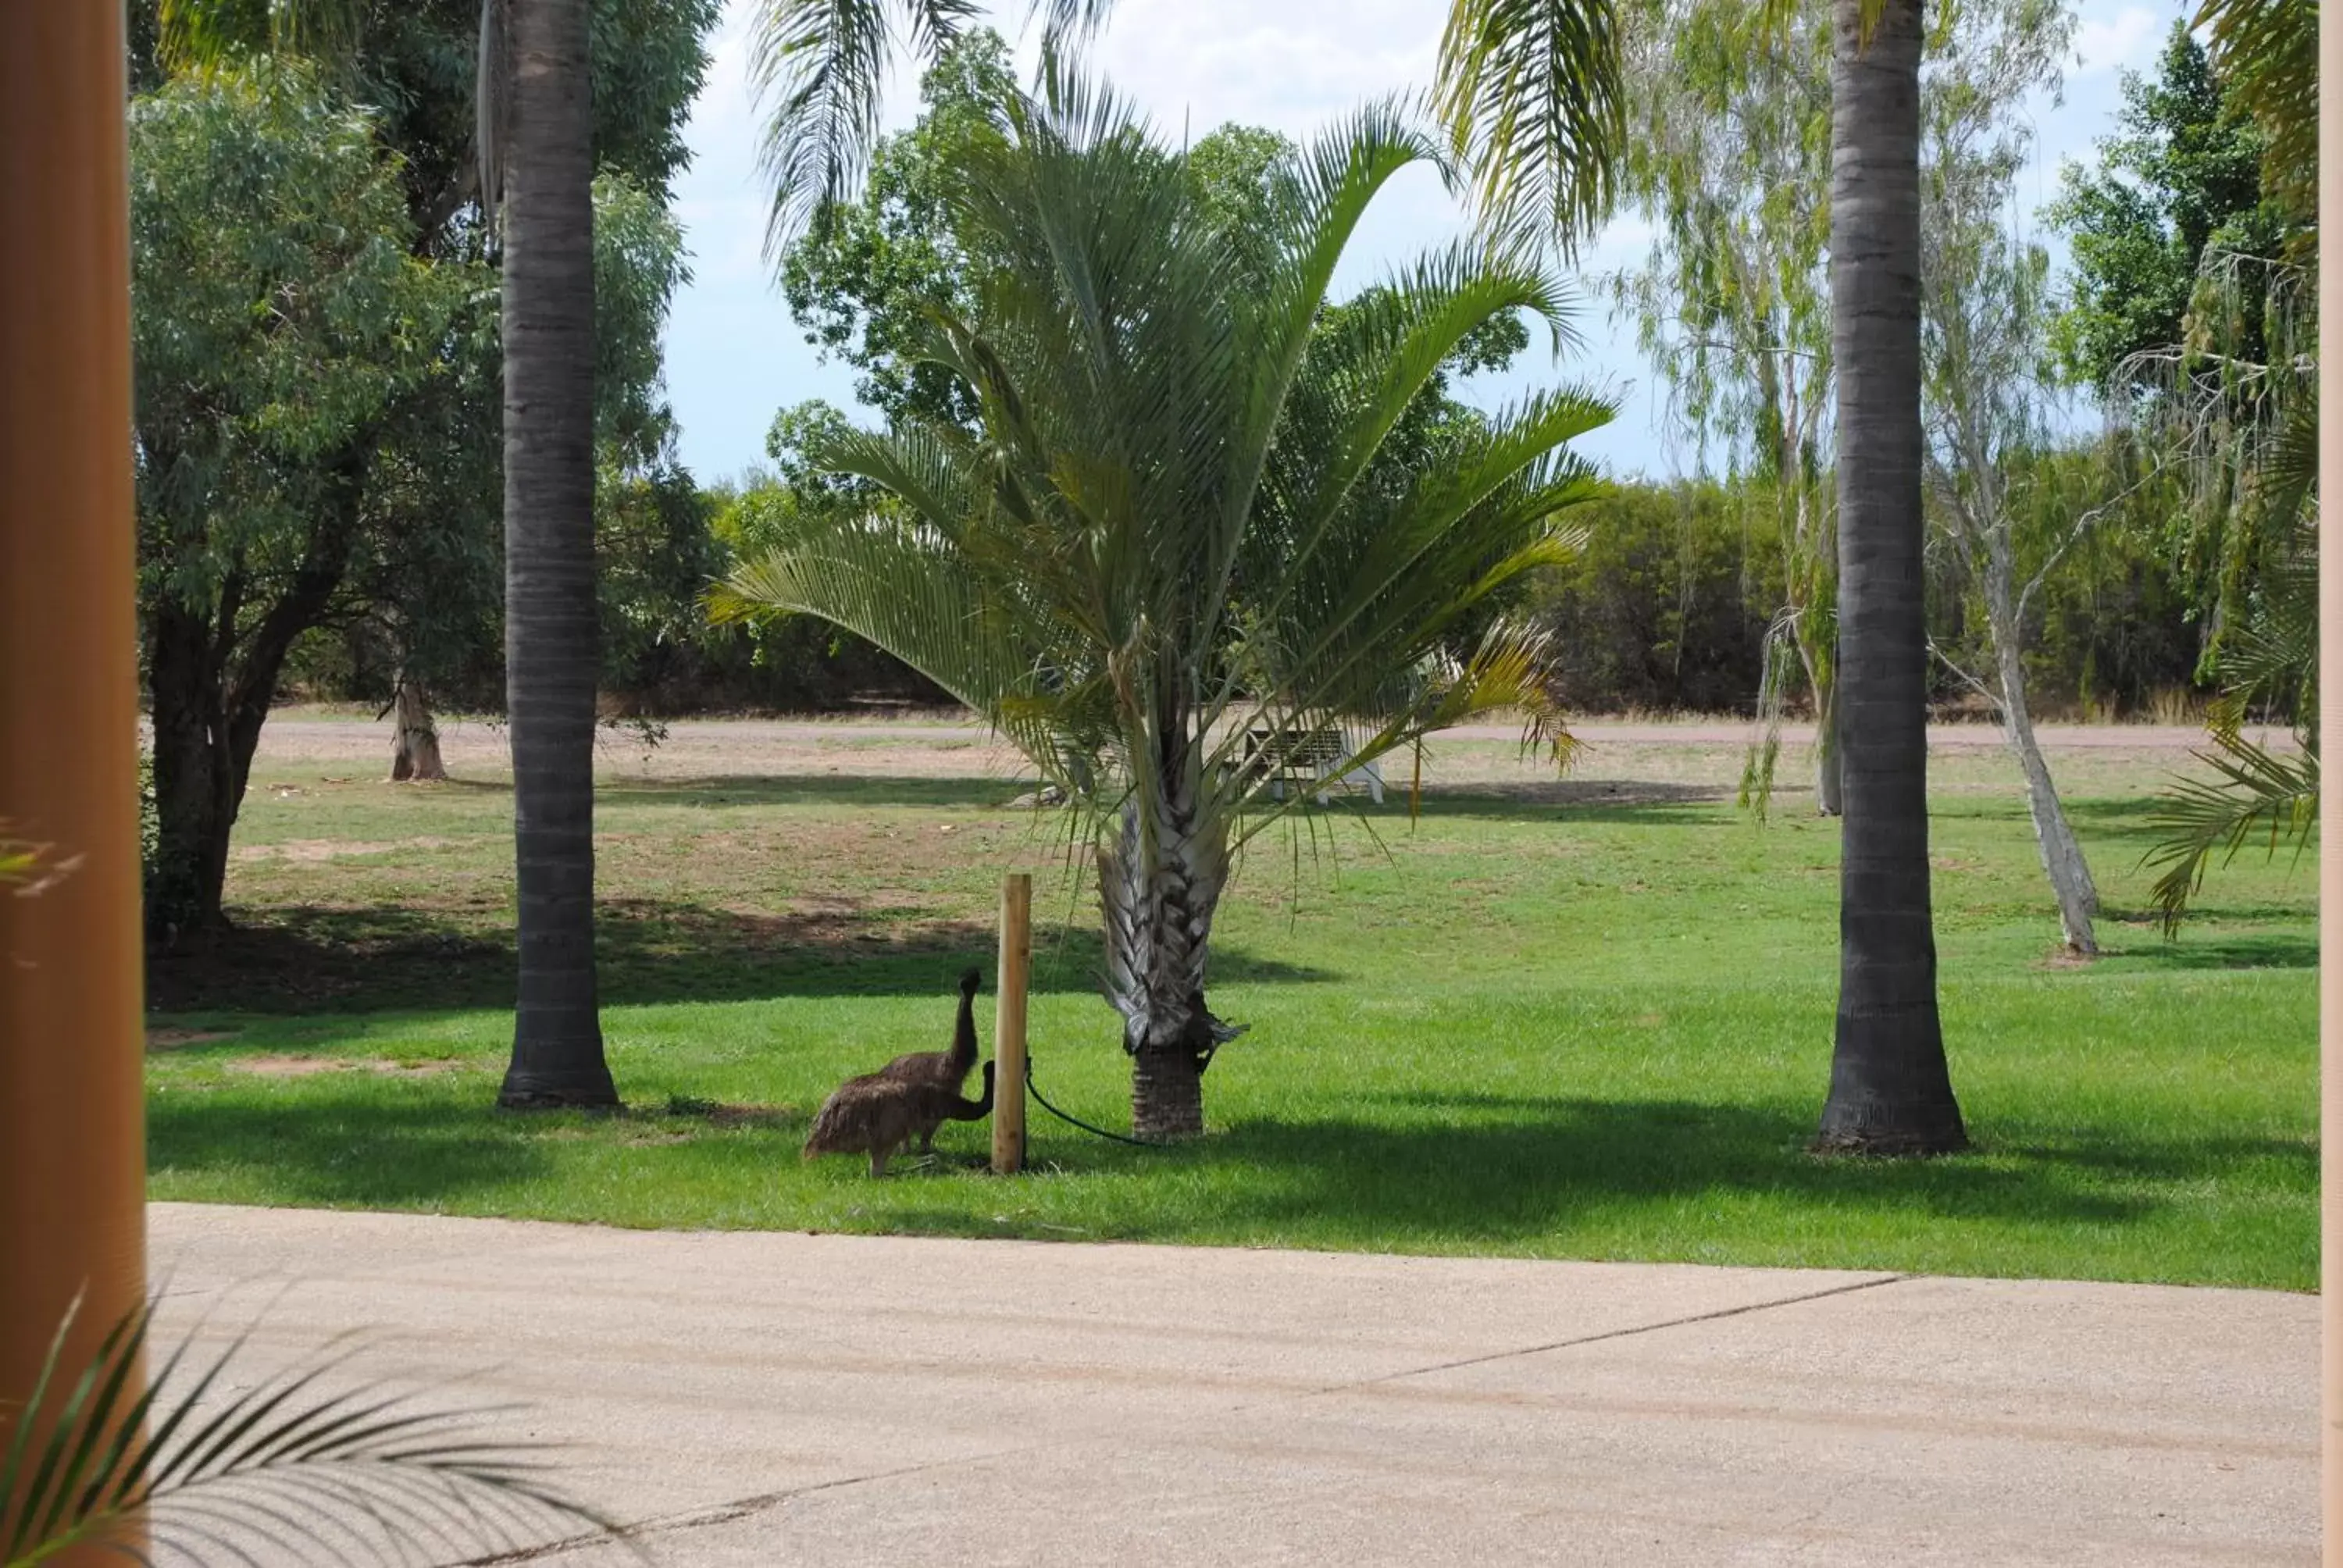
(2323, 0), (2342, 1547)
(0, 0), (148, 1554)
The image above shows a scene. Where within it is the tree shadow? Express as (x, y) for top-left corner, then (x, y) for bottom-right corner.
(147, 900), (1333, 1015)
(1160, 1093), (2178, 1246)
(148, 1095), (555, 1207)
(597, 775), (1027, 811)
(2097, 930), (2318, 970)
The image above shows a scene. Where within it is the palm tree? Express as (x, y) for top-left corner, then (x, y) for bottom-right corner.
(157, 0), (619, 1105)
(485, 0), (617, 1108)
(718, 81), (1608, 1138)
(1810, 0), (1962, 1153)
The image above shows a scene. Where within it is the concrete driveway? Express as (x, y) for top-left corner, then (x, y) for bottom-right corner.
(149, 1203), (2313, 1566)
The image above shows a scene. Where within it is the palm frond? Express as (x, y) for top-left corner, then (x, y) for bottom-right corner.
(752, 0), (982, 253)
(2141, 730), (2316, 932)
(1435, 0), (1627, 251)
(2, 1295), (622, 1568)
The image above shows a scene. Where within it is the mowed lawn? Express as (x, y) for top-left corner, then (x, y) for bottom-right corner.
(144, 715), (2316, 1290)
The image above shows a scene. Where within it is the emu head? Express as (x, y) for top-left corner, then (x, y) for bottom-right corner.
(958, 966), (983, 998)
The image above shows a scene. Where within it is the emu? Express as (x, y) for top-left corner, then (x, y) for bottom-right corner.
(804, 1061), (996, 1177)
(873, 966), (982, 1153)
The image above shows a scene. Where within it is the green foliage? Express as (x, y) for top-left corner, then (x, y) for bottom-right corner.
(1, 1294), (612, 1565)
(598, 463), (726, 694)
(722, 79), (1608, 844)
(779, 30), (1015, 426)
(2046, 25), (2282, 396)
(130, 63), (456, 618)
(1519, 483), (1773, 712)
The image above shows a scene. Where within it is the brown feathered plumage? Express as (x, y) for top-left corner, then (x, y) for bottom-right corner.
(872, 966), (982, 1152)
(804, 1061), (996, 1177)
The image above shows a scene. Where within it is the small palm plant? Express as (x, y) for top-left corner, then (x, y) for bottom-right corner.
(2, 1295), (619, 1566)
(716, 73), (1610, 1139)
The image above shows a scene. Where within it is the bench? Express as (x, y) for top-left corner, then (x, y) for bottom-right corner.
(1239, 725), (1385, 806)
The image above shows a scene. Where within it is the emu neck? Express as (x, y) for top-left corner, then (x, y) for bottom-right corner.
(947, 987), (979, 1077)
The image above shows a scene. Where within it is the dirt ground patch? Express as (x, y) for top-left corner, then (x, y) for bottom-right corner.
(232, 837), (458, 864)
(147, 1026), (239, 1050)
(228, 1054), (468, 1078)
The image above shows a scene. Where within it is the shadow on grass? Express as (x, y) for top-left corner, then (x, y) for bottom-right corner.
(148, 901), (1333, 1014)
(2099, 930), (2318, 969)
(150, 1078), (2305, 1250)
(1164, 1092), (2228, 1245)
(148, 1094), (555, 1206)
(602, 772), (1735, 823)
(598, 774), (1023, 811)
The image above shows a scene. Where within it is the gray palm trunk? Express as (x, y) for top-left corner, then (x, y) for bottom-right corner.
(497, 0), (614, 1108)
(1815, 0), (1965, 1153)
(1098, 739), (1239, 1141)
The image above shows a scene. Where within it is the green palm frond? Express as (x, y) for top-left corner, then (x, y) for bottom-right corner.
(751, 0), (984, 251)
(2141, 730), (2316, 932)
(1435, 0), (1628, 251)
(2, 1295), (620, 1568)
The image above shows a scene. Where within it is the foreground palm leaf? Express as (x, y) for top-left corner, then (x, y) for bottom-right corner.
(2, 1296), (618, 1567)
(718, 75), (1609, 1139)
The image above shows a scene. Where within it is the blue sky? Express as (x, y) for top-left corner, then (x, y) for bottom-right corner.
(660, 0), (2184, 488)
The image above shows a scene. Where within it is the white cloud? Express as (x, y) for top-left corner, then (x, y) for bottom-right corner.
(2071, 2), (2170, 77)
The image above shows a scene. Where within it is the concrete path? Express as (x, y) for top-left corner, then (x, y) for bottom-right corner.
(150, 1203), (2314, 1566)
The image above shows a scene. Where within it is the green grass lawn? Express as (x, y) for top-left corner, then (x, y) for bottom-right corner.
(145, 720), (2316, 1290)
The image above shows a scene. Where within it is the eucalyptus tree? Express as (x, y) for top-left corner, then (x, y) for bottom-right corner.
(1908, 0), (2099, 956)
(719, 84), (1607, 1138)
(1610, 0), (1839, 814)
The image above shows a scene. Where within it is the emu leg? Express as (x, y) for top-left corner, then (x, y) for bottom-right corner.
(868, 1148), (888, 1178)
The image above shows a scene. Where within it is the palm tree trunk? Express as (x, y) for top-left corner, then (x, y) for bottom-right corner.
(497, 0), (614, 1109)
(1099, 764), (1237, 1141)
(1815, 0), (1965, 1155)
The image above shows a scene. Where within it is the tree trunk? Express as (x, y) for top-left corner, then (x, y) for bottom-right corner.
(1815, 0), (1966, 1156)
(1992, 620), (2098, 954)
(144, 467), (363, 940)
(1098, 764), (1239, 1142)
(496, 0), (615, 1109)
(146, 601), (236, 939)
(388, 673), (448, 782)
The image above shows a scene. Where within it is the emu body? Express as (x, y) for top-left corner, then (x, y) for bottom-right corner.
(874, 965), (982, 1153)
(804, 1060), (996, 1177)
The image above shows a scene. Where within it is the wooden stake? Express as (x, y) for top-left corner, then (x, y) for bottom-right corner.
(2, 7), (148, 1559)
(992, 873), (1031, 1174)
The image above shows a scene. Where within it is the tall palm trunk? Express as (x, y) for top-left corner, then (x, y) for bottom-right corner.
(1098, 743), (1239, 1140)
(1815, 0), (1965, 1154)
(496, 0), (614, 1108)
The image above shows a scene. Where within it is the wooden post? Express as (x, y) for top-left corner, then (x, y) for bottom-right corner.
(992, 873), (1031, 1174)
(2319, 0), (2341, 1546)
(1, 4), (148, 1561)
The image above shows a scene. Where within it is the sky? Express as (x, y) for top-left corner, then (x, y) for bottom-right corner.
(660, 0), (2184, 488)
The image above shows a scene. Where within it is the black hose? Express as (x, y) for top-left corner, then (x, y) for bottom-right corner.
(1022, 1053), (1169, 1148)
